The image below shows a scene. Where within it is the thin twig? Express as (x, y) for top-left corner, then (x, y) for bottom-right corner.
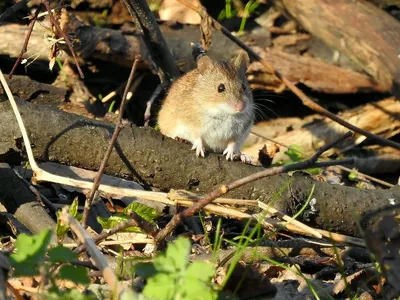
(6, 281), (32, 299)
(64, 238), (154, 248)
(58, 208), (131, 297)
(75, 218), (139, 254)
(0, 71), (39, 171)
(128, 211), (159, 235)
(9, 4), (42, 79)
(256, 201), (322, 238)
(13, 169), (58, 212)
(176, 0), (400, 151)
(42, 0), (84, 79)
(81, 55), (141, 228)
(154, 132), (355, 246)
(144, 82), (167, 126)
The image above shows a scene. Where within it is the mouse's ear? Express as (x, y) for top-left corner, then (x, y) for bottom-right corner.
(197, 55), (214, 75)
(231, 51), (250, 71)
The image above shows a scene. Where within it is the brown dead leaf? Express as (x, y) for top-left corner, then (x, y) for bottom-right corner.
(331, 268), (379, 295)
(107, 232), (150, 250)
(258, 142), (279, 167)
(261, 264), (285, 278)
(199, 9), (213, 50)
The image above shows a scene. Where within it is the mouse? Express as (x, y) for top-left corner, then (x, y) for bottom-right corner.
(157, 51), (254, 163)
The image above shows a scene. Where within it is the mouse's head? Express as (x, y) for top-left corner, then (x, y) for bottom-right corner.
(195, 51), (253, 116)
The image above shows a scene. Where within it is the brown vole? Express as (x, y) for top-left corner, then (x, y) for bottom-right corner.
(157, 51), (254, 163)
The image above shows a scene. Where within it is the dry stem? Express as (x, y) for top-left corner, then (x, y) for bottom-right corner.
(42, 0), (84, 78)
(81, 55), (140, 228)
(9, 4), (42, 79)
(58, 208), (131, 297)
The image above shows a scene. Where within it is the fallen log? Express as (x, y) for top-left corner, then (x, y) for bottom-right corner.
(279, 0), (400, 97)
(0, 21), (387, 94)
(248, 48), (386, 93)
(0, 98), (399, 237)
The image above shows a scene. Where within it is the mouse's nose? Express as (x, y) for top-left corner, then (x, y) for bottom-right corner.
(233, 101), (245, 112)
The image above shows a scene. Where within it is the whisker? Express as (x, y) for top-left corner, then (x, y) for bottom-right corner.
(253, 106), (267, 119)
(254, 98), (277, 104)
(253, 94), (288, 100)
(252, 103), (279, 118)
(250, 103), (269, 120)
(255, 102), (276, 108)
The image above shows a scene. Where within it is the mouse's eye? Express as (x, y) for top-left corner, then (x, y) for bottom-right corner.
(218, 84), (226, 93)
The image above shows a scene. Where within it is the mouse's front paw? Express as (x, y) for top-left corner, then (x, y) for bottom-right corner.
(191, 138), (205, 158)
(240, 153), (252, 164)
(223, 143), (237, 161)
(223, 143), (252, 163)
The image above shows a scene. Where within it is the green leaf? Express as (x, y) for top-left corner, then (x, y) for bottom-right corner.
(58, 265), (90, 285)
(123, 202), (159, 223)
(97, 214), (142, 233)
(10, 230), (52, 276)
(138, 237), (219, 300)
(48, 246), (77, 263)
(56, 198), (80, 240)
(181, 273), (218, 300)
(98, 202), (159, 233)
(153, 237), (190, 274)
(185, 261), (214, 282)
(182, 262), (217, 299)
(69, 198), (79, 217)
(143, 273), (176, 300)
(56, 211), (70, 240)
(48, 289), (96, 300)
(284, 145), (304, 162)
(305, 167), (321, 175)
(134, 262), (157, 279)
(348, 169), (358, 181)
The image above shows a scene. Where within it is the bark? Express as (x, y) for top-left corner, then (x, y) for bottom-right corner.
(279, 0), (400, 97)
(0, 99), (399, 237)
(248, 48), (386, 94)
(0, 21), (387, 94)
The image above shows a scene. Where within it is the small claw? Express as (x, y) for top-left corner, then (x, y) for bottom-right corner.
(191, 138), (205, 158)
(240, 153), (252, 164)
(223, 144), (235, 161)
(224, 143), (251, 163)
(198, 147), (205, 157)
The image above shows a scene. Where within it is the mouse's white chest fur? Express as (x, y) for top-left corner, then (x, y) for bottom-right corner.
(201, 113), (252, 152)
